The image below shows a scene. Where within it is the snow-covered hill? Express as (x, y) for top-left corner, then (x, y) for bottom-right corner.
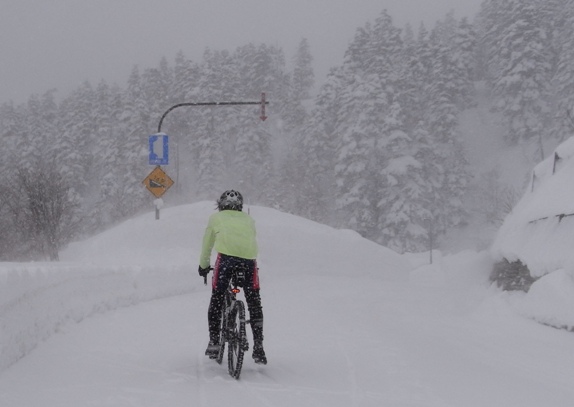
(1, 201), (574, 406)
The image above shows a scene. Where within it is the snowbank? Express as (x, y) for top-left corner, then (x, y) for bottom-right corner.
(518, 268), (574, 330)
(492, 136), (574, 276)
(0, 262), (194, 371)
(491, 136), (574, 329)
(0, 204), (207, 372)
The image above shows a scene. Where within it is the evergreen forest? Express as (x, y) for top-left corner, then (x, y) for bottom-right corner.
(1, 0), (573, 260)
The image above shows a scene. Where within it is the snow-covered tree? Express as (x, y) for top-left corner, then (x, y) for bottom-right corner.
(493, 0), (554, 156)
(552, 0), (574, 141)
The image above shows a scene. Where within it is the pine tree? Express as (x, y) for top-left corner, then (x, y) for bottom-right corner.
(57, 82), (96, 195)
(169, 51), (201, 196)
(419, 22), (471, 239)
(20, 94), (47, 169)
(552, 0), (574, 141)
(89, 80), (125, 231)
(272, 39), (316, 213)
(231, 44), (280, 205)
(289, 67), (341, 222)
(291, 38), (315, 101)
(114, 66), (148, 218)
(476, 0), (519, 82)
(193, 49), (234, 198)
(333, 23), (378, 236)
(492, 0), (554, 156)
(452, 17), (477, 109)
(0, 102), (26, 171)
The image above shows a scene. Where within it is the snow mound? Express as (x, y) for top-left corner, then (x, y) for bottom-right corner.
(491, 135), (574, 330)
(492, 136), (574, 276)
(519, 269), (574, 329)
(61, 201), (412, 280)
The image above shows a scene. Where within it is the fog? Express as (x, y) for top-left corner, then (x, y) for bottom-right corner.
(0, 0), (483, 104)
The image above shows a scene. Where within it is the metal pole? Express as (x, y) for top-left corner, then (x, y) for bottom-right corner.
(157, 93), (269, 133)
(425, 218), (433, 264)
(429, 222), (433, 265)
(150, 93), (269, 219)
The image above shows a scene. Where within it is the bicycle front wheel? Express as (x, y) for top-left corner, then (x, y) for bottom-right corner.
(227, 300), (247, 379)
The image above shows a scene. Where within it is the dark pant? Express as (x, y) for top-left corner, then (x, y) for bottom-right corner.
(208, 253), (264, 344)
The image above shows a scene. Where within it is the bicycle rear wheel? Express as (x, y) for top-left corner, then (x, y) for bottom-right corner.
(227, 300), (247, 379)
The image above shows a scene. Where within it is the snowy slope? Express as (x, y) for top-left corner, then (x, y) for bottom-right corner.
(1, 201), (574, 406)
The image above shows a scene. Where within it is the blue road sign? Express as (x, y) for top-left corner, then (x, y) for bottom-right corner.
(149, 134), (169, 165)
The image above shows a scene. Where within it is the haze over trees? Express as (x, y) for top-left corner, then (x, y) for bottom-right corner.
(1, 0), (573, 260)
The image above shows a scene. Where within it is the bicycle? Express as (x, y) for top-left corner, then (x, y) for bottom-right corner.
(204, 269), (249, 380)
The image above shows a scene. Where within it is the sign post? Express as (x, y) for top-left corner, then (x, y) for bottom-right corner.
(143, 165), (174, 219)
(145, 133), (173, 219)
(147, 92), (269, 219)
(149, 133), (169, 165)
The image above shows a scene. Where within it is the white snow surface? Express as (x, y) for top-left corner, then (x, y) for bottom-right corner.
(1, 201), (574, 406)
(492, 136), (574, 277)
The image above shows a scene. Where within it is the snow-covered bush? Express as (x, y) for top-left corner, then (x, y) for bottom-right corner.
(490, 258), (536, 292)
(0, 163), (80, 261)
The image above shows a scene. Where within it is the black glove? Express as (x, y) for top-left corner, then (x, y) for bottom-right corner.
(198, 265), (211, 278)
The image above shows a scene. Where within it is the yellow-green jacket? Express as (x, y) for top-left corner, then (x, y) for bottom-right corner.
(199, 210), (258, 269)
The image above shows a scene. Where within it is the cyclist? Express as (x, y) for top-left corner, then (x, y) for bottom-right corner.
(198, 190), (267, 365)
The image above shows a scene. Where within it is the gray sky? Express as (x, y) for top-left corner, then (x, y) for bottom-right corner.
(0, 0), (483, 105)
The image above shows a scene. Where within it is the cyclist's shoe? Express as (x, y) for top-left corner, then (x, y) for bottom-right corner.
(252, 343), (267, 365)
(205, 341), (220, 359)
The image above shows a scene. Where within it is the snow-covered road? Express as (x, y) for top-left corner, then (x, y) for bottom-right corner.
(2, 272), (573, 407)
(1, 203), (574, 406)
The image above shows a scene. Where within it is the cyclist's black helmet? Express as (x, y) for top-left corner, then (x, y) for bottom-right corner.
(217, 190), (243, 211)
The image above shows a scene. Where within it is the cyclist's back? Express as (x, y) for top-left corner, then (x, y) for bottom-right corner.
(199, 209), (257, 269)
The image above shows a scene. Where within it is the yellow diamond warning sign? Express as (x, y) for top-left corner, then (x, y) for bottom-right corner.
(143, 166), (174, 198)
